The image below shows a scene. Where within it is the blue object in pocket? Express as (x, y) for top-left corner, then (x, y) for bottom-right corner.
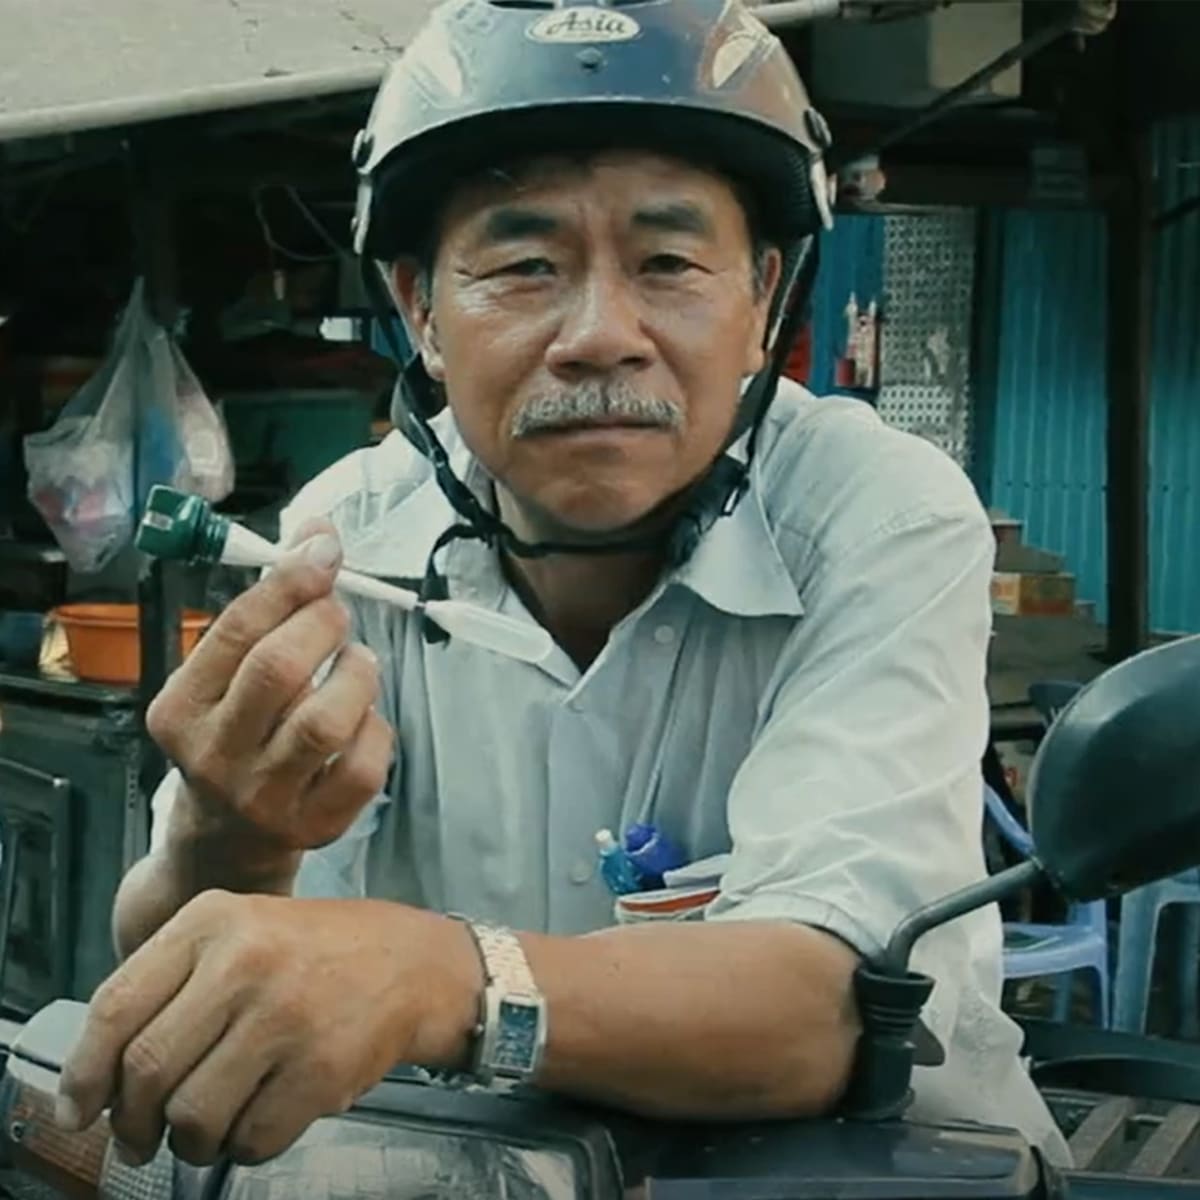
(624, 822), (687, 889)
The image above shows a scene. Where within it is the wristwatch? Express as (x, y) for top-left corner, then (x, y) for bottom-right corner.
(454, 918), (548, 1086)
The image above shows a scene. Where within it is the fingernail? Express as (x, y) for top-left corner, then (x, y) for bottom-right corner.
(303, 533), (341, 571)
(54, 1094), (82, 1132)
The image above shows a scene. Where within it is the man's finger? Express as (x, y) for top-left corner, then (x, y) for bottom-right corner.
(224, 1059), (350, 1167)
(302, 708), (395, 835)
(208, 596), (352, 757)
(152, 522), (343, 718)
(160, 1013), (277, 1167)
(105, 972), (232, 1164)
(57, 907), (206, 1131)
(260, 644), (381, 788)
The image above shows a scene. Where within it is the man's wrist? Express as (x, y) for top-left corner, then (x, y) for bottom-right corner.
(164, 782), (302, 894)
(405, 911), (487, 1073)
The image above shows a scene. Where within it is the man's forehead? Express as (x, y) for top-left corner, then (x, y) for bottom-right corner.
(440, 149), (743, 235)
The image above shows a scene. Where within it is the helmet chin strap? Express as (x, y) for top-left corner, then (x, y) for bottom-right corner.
(361, 241), (816, 643)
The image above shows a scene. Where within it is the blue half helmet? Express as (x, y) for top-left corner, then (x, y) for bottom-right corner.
(350, 0), (834, 577)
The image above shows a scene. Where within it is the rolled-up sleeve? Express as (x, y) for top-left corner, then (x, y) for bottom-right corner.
(708, 503), (996, 1042)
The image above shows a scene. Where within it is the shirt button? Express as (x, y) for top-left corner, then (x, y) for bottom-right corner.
(568, 859), (593, 885)
(653, 625), (676, 646)
(567, 698), (584, 713)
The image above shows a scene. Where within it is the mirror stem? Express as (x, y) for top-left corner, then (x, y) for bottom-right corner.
(844, 860), (1044, 1120)
(883, 860), (1043, 974)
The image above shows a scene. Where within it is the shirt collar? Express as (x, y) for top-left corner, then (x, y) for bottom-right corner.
(668, 456), (804, 620)
(341, 422), (802, 621)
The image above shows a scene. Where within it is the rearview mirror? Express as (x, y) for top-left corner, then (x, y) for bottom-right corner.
(1029, 634), (1200, 901)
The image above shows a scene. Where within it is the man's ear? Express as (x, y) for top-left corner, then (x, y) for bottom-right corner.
(390, 260), (445, 381)
(744, 246), (784, 376)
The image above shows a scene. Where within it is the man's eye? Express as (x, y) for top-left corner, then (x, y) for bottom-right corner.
(643, 254), (696, 275)
(497, 258), (556, 278)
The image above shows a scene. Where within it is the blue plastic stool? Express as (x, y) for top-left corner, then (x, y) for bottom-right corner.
(985, 785), (1111, 1025)
(1113, 871), (1200, 1038)
(1044, 668), (1200, 1038)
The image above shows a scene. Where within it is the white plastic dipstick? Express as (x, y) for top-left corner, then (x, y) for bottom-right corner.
(222, 523), (553, 665)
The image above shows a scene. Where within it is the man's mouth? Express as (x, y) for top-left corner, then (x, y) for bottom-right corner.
(526, 415), (669, 436)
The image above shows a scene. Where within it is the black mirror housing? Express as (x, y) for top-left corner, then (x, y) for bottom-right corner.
(1030, 634), (1200, 902)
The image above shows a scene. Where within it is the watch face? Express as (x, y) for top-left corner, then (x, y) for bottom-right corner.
(494, 999), (541, 1072)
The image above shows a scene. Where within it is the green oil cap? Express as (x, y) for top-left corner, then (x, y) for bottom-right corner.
(136, 486), (230, 565)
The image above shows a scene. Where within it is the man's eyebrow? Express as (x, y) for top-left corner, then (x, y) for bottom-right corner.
(632, 202), (714, 237)
(477, 207), (560, 245)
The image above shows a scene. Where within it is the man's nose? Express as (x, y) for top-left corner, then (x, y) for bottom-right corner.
(545, 265), (655, 376)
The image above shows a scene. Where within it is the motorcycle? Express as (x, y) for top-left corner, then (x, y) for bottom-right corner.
(1, 635), (1199, 1200)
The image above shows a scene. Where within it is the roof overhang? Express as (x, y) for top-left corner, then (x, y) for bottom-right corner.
(0, 0), (439, 144)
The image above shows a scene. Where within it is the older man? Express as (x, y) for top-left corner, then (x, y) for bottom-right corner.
(57, 0), (1066, 1173)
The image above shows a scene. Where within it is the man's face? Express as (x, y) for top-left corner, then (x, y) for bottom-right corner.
(393, 151), (781, 536)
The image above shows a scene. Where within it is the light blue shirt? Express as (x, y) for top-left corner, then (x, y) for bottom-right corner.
(152, 382), (1066, 1162)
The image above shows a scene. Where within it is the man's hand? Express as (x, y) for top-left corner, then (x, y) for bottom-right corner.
(146, 520), (394, 866)
(60, 892), (482, 1166)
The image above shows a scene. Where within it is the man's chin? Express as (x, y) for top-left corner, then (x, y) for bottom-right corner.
(496, 464), (710, 549)
(515, 491), (677, 547)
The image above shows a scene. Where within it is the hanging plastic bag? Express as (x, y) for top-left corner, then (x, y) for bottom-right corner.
(139, 316), (235, 506)
(23, 279), (234, 573)
(22, 292), (141, 573)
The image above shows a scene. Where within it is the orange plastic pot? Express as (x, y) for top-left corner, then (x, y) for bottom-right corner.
(52, 603), (212, 685)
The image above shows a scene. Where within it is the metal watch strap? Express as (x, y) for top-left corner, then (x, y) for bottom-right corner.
(464, 919), (537, 994)
(451, 915), (545, 1087)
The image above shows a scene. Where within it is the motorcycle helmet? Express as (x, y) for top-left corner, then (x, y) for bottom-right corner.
(351, 0), (834, 580)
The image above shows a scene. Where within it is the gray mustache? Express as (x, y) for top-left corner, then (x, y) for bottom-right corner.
(511, 381), (683, 439)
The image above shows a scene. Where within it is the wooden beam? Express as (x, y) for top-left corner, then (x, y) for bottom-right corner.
(128, 141), (179, 326)
(1069, 1096), (1135, 1171)
(1104, 127), (1154, 661)
(127, 138), (183, 806)
(1129, 1106), (1200, 1177)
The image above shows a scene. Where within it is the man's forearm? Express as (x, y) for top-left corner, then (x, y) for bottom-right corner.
(112, 786), (301, 960)
(111, 847), (298, 960)
(518, 921), (861, 1120)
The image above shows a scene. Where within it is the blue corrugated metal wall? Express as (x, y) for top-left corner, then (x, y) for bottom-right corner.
(1148, 119), (1200, 633)
(983, 209), (1109, 619)
(983, 117), (1200, 633)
